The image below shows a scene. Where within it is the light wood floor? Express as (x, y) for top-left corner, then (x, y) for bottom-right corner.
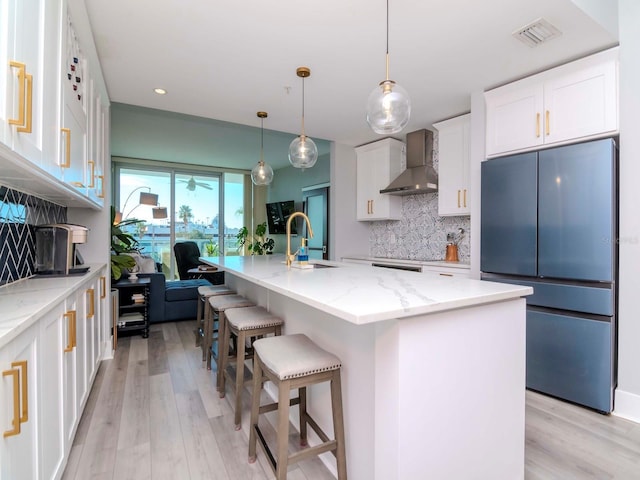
(62, 320), (640, 480)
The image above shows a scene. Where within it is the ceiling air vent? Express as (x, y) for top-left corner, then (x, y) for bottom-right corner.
(513, 18), (561, 47)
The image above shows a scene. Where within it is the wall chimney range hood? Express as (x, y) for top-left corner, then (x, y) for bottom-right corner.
(380, 129), (438, 195)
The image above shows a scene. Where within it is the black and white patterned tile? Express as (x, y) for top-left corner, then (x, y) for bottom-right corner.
(0, 186), (66, 286)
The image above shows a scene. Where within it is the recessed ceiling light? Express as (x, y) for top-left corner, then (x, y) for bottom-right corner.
(153, 88), (167, 95)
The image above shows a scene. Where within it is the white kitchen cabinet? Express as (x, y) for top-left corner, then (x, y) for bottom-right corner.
(0, 0), (60, 170)
(485, 47), (618, 157)
(59, 9), (89, 192)
(421, 264), (470, 278)
(39, 301), (66, 480)
(434, 114), (470, 216)
(356, 138), (404, 221)
(62, 292), (79, 449)
(0, 323), (39, 480)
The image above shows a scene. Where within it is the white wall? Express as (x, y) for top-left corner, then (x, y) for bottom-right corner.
(613, 0), (640, 422)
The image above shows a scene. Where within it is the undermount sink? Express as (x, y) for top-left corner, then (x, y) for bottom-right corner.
(311, 263), (337, 269)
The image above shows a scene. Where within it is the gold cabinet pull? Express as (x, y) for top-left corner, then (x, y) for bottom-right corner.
(8, 61), (26, 129)
(87, 288), (95, 318)
(64, 311), (74, 352)
(60, 128), (71, 167)
(88, 160), (95, 188)
(457, 190), (461, 208)
(72, 311), (77, 348)
(18, 73), (33, 133)
(536, 113), (540, 138)
(370, 200), (374, 215)
(545, 110), (550, 136)
(100, 276), (106, 299)
(2, 368), (20, 437)
(463, 189), (467, 208)
(439, 273), (454, 277)
(97, 175), (104, 198)
(12, 361), (28, 424)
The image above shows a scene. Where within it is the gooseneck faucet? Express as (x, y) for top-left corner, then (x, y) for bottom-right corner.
(286, 212), (314, 268)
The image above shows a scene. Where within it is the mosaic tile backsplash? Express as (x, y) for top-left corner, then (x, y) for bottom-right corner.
(0, 186), (67, 286)
(368, 131), (471, 263)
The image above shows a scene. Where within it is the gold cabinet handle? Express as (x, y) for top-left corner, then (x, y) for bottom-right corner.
(87, 288), (95, 318)
(64, 311), (75, 352)
(18, 73), (33, 133)
(2, 368), (20, 437)
(97, 175), (104, 198)
(439, 273), (454, 277)
(100, 276), (106, 299)
(545, 110), (550, 136)
(8, 61), (26, 129)
(370, 200), (374, 215)
(72, 311), (77, 348)
(12, 361), (28, 424)
(536, 113), (540, 138)
(463, 189), (467, 208)
(60, 128), (71, 168)
(88, 160), (95, 188)
(457, 190), (461, 208)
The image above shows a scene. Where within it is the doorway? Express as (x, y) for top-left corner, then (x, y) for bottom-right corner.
(302, 185), (329, 260)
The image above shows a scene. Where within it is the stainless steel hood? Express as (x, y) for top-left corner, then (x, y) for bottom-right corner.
(380, 129), (438, 195)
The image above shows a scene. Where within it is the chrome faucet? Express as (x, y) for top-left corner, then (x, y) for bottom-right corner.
(286, 212), (314, 268)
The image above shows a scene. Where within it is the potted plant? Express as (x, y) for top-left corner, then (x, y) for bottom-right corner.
(110, 205), (142, 280)
(236, 221), (274, 255)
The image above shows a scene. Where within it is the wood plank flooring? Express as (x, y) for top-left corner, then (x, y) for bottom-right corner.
(63, 320), (640, 480)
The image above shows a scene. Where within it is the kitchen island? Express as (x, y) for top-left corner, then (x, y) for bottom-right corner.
(201, 255), (532, 480)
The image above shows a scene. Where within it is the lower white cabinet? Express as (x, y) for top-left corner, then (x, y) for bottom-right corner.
(0, 268), (107, 480)
(421, 265), (470, 278)
(0, 322), (39, 480)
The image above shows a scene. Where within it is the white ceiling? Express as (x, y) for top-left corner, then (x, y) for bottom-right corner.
(85, 0), (617, 170)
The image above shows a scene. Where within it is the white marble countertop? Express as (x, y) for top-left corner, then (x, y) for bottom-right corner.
(341, 255), (471, 270)
(0, 264), (106, 348)
(200, 255), (531, 325)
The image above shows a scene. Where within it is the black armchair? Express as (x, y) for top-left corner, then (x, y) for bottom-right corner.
(174, 241), (202, 280)
(173, 241), (225, 285)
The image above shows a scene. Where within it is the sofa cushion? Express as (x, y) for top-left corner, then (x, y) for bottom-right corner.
(165, 279), (212, 302)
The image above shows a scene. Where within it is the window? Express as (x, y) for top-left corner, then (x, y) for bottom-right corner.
(115, 163), (245, 279)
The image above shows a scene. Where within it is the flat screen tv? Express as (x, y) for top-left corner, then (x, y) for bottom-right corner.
(266, 200), (297, 235)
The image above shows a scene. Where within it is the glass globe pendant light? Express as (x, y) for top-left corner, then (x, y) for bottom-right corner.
(366, 0), (410, 134)
(288, 67), (318, 170)
(251, 111), (274, 186)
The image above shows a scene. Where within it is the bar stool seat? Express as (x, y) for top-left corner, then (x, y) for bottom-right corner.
(248, 334), (347, 479)
(196, 285), (234, 359)
(221, 306), (284, 429)
(207, 295), (255, 388)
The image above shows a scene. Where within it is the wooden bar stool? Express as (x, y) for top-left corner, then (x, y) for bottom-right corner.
(248, 334), (347, 480)
(221, 306), (284, 430)
(206, 295), (255, 388)
(196, 285), (234, 357)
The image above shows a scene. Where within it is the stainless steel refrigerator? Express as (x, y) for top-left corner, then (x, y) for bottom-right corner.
(480, 138), (617, 413)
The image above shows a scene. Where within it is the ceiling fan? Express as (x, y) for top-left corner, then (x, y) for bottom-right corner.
(179, 176), (213, 191)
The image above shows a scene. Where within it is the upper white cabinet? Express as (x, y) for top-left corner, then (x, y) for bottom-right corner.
(356, 138), (404, 221)
(0, 0), (109, 209)
(0, 0), (60, 170)
(433, 114), (470, 216)
(485, 47), (618, 157)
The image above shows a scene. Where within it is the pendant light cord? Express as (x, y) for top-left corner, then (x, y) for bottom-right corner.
(260, 116), (264, 164)
(385, 0), (390, 81)
(301, 76), (306, 137)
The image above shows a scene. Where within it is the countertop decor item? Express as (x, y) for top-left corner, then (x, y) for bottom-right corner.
(288, 67), (318, 170)
(251, 111), (274, 185)
(365, 0), (410, 134)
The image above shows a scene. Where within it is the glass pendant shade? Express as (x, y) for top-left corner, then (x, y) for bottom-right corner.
(366, 80), (411, 134)
(251, 161), (274, 185)
(288, 134), (318, 170)
(251, 111), (274, 186)
(288, 66), (318, 170)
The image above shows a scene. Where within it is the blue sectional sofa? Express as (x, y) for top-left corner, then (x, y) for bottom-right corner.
(137, 272), (212, 324)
